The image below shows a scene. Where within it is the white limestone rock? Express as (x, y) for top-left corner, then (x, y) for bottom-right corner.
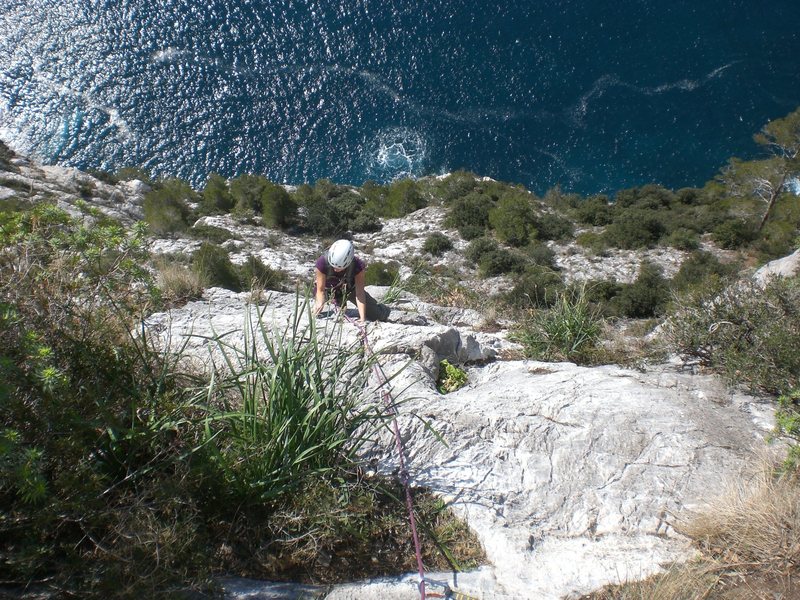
(143, 288), (776, 600)
(753, 247), (800, 285)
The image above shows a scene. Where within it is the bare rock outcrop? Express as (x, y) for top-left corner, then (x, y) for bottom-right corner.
(146, 287), (775, 600)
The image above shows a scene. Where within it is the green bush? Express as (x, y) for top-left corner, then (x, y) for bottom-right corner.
(142, 178), (195, 235)
(431, 170), (479, 203)
(712, 219), (757, 249)
(614, 185), (675, 210)
(534, 212), (574, 241)
(670, 251), (736, 291)
(503, 267), (565, 309)
(260, 182), (297, 229)
(666, 275), (800, 395)
(199, 172), (234, 215)
(604, 209), (666, 249)
(488, 192), (536, 247)
(423, 232), (454, 256)
(296, 182), (381, 235)
(302, 194), (345, 236)
(230, 173), (270, 218)
(582, 279), (624, 317)
(574, 196), (613, 226)
(575, 231), (608, 253)
(511, 286), (602, 363)
(114, 166), (152, 184)
(237, 255), (286, 291)
(0, 140), (19, 172)
(664, 228), (700, 250)
(478, 248), (525, 277)
(189, 224), (238, 244)
(381, 178), (427, 218)
(191, 242), (241, 291)
(364, 261), (400, 286)
(612, 261), (669, 318)
(465, 237), (498, 264)
(775, 390), (800, 470)
(524, 242), (557, 269)
(446, 191), (492, 240)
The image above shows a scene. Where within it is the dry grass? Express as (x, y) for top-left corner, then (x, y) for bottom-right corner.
(686, 461), (800, 574)
(583, 456), (800, 599)
(156, 260), (203, 305)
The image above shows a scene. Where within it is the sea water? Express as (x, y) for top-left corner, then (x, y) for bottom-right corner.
(1, 0), (798, 195)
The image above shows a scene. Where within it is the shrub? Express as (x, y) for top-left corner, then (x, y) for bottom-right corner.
(712, 218), (757, 249)
(603, 209), (666, 249)
(574, 196), (613, 226)
(302, 195), (345, 236)
(189, 224), (238, 244)
(465, 237), (498, 264)
(611, 261), (669, 318)
(670, 251), (736, 291)
(582, 279), (624, 317)
(446, 191), (491, 240)
(503, 267), (565, 309)
(156, 260), (203, 305)
(334, 190), (381, 233)
(114, 166), (152, 183)
(664, 227), (700, 250)
(478, 248), (525, 277)
(488, 192), (536, 246)
(575, 231), (608, 253)
(0, 140), (19, 172)
(437, 360), (467, 393)
(382, 178), (426, 218)
(230, 173), (270, 217)
(237, 255), (286, 291)
(524, 242), (557, 269)
(364, 261), (400, 286)
(199, 172), (234, 215)
(534, 212), (574, 241)
(776, 390), (800, 471)
(432, 170), (478, 203)
(260, 182), (297, 229)
(423, 232), (453, 256)
(511, 286), (602, 363)
(142, 179), (195, 235)
(665, 275), (800, 395)
(191, 242), (241, 291)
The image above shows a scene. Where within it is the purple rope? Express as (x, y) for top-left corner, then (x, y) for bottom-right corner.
(343, 313), (427, 600)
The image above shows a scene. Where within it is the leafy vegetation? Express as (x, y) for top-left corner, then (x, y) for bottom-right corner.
(0, 204), (482, 596)
(665, 275), (800, 396)
(437, 360), (468, 394)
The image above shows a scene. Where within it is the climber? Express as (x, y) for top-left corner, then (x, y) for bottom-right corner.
(313, 239), (391, 323)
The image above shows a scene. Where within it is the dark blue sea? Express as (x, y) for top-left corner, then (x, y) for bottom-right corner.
(1, 1), (798, 195)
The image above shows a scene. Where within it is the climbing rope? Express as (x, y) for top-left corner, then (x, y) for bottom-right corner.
(341, 311), (428, 600)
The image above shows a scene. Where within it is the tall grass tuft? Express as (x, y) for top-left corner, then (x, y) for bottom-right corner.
(196, 296), (393, 503)
(513, 285), (603, 363)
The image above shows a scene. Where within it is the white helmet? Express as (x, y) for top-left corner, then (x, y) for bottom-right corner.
(326, 239), (355, 269)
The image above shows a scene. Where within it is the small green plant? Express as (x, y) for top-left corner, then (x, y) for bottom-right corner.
(775, 389), (800, 471)
(437, 360), (468, 394)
